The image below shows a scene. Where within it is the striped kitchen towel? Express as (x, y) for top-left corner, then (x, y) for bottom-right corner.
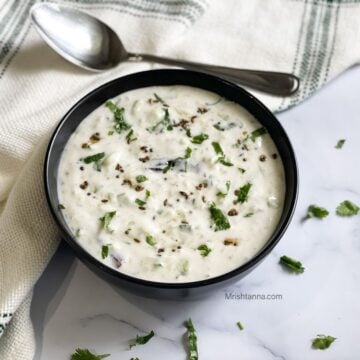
(0, 1), (359, 359)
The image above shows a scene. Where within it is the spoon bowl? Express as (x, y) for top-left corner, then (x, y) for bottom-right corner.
(31, 3), (126, 71)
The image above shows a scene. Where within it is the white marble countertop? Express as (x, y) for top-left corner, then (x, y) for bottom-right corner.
(31, 66), (360, 360)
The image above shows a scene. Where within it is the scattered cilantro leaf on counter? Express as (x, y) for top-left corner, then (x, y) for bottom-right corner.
(99, 211), (116, 232)
(125, 129), (137, 144)
(106, 101), (131, 134)
(197, 244), (212, 257)
(336, 200), (359, 216)
(146, 235), (156, 246)
(136, 175), (148, 183)
(312, 335), (336, 350)
(335, 139), (345, 149)
(71, 348), (110, 360)
(101, 245), (109, 259)
(212, 142), (233, 167)
(209, 203), (231, 231)
(306, 205), (329, 219)
(238, 167), (246, 174)
(58, 204), (65, 210)
(191, 133), (209, 144)
(107, 130), (114, 136)
(186, 318), (198, 360)
(234, 183), (252, 204)
(186, 128), (192, 138)
(279, 255), (305, 273)
(236, 321), (244, 331)
(250, 127), (267, 142)
(129, 330), (155, 349)
(163, 147), (192, 173)
(216, 181), (231, 198)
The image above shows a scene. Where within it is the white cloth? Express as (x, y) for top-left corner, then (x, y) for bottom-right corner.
(1, 0), (359, 358)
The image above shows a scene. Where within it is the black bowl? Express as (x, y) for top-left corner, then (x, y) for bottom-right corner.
(44, 69), (298, 300)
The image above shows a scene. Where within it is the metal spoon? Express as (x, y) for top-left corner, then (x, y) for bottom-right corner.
(30, 3), (299, 96)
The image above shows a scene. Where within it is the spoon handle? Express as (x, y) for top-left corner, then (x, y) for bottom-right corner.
(128, 53), (299, 96)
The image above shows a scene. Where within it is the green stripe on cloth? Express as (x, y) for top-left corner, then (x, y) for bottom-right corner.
(278, 0), (340, 111)
(0, 0), (22, 36)
(290, 2), (320, 106)
(63, 0), (207, 23)
(323, 2), (340, 83)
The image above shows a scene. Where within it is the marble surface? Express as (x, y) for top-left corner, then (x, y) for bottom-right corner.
(31, 66), (360, 360)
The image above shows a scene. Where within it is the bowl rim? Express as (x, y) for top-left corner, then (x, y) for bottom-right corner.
(44, 69), (298, 289)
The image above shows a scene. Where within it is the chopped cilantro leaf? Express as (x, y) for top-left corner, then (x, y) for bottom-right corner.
(191, 133), (209, 144)
(335, 139), (345, 149)
(250, 127), (267, 142)
(146, 235), (156, 246)
(186, 319), (198, 360)
(71, 348), (110, 360)
(312, 335), (336, 350)
(216, 181), (231, 198)
(136, 175), (148, 183)
(279, 255), (304, 273)
(125, 129), (137, 144)
(211, 142), (224, 156)
(244, 212), (254, 218)
(135, 190), (150, 207)
(148, 108), (173, 132)
(209, 202), (231, 231)
(213, 122), (225, 131)
(336, 200), (359, 217)
(106, 101), (131, 134)
(197, 244), (211, 257)
(218, 158), (233, 166)
(129, 330), (155, 349)
(307, 205), (329, 219)
(83, 152), (105, 164)
(211, 142), (233, 167)
(236, 321), (244, 331)
(163, 147), (192, 173)
(101, 245), (109, 259)
(135, 198), (146, 207)
(154, 93), (165, 104)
